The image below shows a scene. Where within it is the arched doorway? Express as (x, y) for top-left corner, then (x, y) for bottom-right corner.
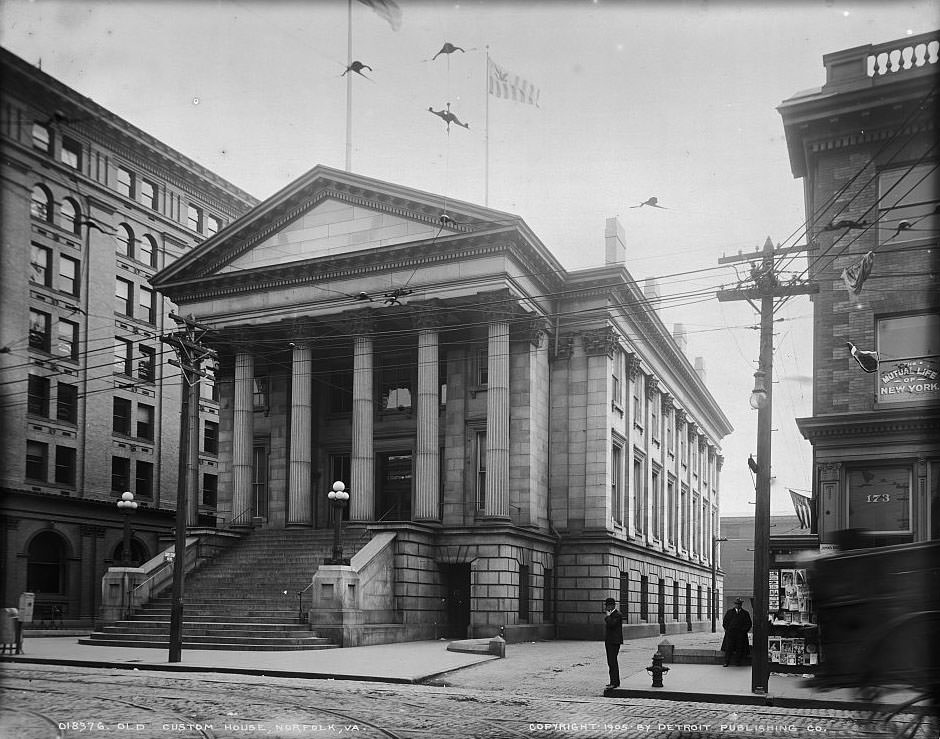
(26, 530), (68, 595)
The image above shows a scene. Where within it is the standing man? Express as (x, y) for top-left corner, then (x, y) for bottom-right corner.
(721, 597), (753, 666)
(603, 597), (623, 690)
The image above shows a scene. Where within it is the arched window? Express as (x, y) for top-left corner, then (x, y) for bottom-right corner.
(58, 197), (81, 234)
(30, 185), (53, 222)
(115, 224), (134, 258)
(113, 538), (148, 567)
(26, 530), (68, 594)
(138, 234), (157, 268)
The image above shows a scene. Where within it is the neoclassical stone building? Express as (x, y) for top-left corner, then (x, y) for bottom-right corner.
(153, 165), (732, 640)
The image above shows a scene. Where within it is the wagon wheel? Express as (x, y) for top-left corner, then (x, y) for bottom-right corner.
(856, 610), (940, 739)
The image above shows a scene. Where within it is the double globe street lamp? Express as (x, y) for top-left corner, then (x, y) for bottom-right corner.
(117, 490), (138, 566)
(326, 481), (350, 565)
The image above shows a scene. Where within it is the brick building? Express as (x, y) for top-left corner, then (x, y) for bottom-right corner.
(779, 31), (940, 546)
(152, 165), (733, 640)
(0, 47), (256, 621)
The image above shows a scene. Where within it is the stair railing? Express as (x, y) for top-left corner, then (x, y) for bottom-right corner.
(296, 581), (314, 624)
(224, 505), (255, 530)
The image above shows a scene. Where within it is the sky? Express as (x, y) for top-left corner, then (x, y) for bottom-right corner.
(2, 0), (937, 516)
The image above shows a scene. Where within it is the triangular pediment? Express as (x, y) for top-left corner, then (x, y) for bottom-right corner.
(218, 198), (455, 274)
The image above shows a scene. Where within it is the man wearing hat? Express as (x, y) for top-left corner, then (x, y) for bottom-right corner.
(603, 597), (623, 689)
(721, 598), (752, 667)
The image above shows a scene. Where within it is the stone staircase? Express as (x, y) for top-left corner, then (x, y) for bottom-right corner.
(81, 527), (370, 650)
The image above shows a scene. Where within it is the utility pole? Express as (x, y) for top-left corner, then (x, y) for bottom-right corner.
(717, 237), (817, 693)
(161, 313), (216, 663)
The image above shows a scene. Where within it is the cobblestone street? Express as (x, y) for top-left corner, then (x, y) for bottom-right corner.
(0, 664), (908, 739)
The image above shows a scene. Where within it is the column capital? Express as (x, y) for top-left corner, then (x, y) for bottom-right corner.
(661, 393), (675, 411)
(674, 407), (687, 425)
(411, 301), (446, 331)
(716, 454), (724, 471)
(345, 309), (377, 336)
(819, 462), (842, 482)
(627, 351), (643, 379)
(525, 316), (549, 348)
(646, 375), (661, 398)
(481, 304), (515, 323)
(583, 326), (617, 357)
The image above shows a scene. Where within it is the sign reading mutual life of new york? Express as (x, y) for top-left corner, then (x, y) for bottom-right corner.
(878, 356), (940, 404)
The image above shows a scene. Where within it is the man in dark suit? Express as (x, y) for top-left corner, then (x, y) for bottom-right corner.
(721, 597), (753, 666)
(603, 597), (623, 689)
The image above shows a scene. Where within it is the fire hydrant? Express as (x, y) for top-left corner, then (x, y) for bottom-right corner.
(646, 651), (670, 688)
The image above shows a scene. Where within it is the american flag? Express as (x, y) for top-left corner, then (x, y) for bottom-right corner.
(356, 0), (401, 31)
(488, 58), (540, 108)
(788, 489), (814, 530)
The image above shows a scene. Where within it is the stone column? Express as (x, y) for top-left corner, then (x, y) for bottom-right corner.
(288, 343), (313, 525)
(350, 318), (374, 521)
(233, 352), (254, 523)
(484, 314), (510, 519)
(414, 319), (440, 521)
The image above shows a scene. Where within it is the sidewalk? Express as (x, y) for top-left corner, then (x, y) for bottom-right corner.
(0, 630), (916, 712)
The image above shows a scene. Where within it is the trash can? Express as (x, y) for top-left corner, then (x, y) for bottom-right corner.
(17, 592), (35, 623)
(1, 608), (22, 654)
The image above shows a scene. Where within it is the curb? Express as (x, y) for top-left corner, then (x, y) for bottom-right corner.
(607, 687), (908, 713)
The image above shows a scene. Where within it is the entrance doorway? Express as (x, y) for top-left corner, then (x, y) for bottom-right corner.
(377, 451), (412, 521)
(439, 563), (471, 639)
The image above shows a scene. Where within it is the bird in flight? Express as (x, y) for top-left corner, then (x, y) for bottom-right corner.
(342, 61), (373, 78)
(433, 42), (465, 60)
(846, 341), (879, 374)
(428, 103), (469, 131)
(630, 197), (667, 209)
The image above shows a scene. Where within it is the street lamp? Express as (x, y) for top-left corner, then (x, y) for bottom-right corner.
(326, 481), (350, 565)
(117, 491), (138, 566)
(711, 536), (728, 632)
(749, 370), (768, 410)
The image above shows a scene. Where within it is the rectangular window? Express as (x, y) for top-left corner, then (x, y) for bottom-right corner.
(138, 235), (156, 267)
(30, 244), (52, 286)
(847, 465), (912, 534)
(667, 479), (677, 546)
(692, 493), (701, 555)
(252, 445), (269, 518)
(114, 337), (133, 375)
(204, 420), (219, 454)
(611, 443), (623, 525)
(652, 467), (662, 539)
(202, 473), (218, 507)
(666, 405), (674, 453)
(111, 456), (130, 493)
(651, 391), (660, 441)
(476, 429), (487, 511)
(26, 440), (48, 481)
(640, 575), (649, 621)
(252, 377), (269, 410)
(612, 349), (624, 407)
(57, 319), (78, 360)
(135, 460), (153, 498)
(139, 178), (158, 209)
(876, 313), (940, 405)
(117, 166), (134, 198)
(59, 255), (79, 296)
(633, 456), (645, 533)
(55, 446), (76, 486)
(697, 585), (703, 620)
(380, 355), (413, 412)
(673, 581), (680, 621)
(681, 485), (690, 549)
(113, 397), (132, 436)
(136, 403), (154, 440)
(32, 123), (51, 153)
(680, 421), (688, 466)
(878, 162), (939, 245)
(28, 375), (50, 417)
(518, 564), (530, 622)
(57, 383), (78, 423)
(544, 568), (554, 621)
(29, 309), (51, 352)
(60, 136), (81, 169)
(439, 356), (448, 407)
(200, 371), (219, 402)
(116, 278), (133, 317)
(206, 214), (220, 236)
(138, 285), (155, 323)
(619, 572), (629, 617)
(476, 347), (488, 386)
(137, 345), (155, 382)
(187, 204), (203, 232)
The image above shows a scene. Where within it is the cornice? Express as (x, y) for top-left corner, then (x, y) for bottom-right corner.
(797, 409), (940, 441)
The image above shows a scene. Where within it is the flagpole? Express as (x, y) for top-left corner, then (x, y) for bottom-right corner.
(484, 45), (489, 206)
(345, 0), (353, 172)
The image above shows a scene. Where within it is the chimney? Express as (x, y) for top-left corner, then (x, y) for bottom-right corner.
(694, 355), (707, 383)
(643, 277), (660, 300)
(673, 323), (688, 354)
(605, 216), (626, 265)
